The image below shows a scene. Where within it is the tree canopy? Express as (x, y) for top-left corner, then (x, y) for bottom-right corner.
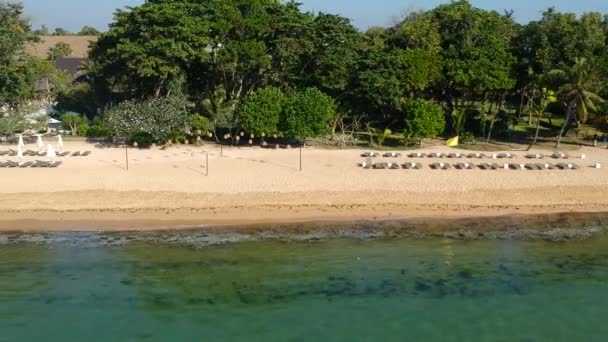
(4, 0), (608, 143)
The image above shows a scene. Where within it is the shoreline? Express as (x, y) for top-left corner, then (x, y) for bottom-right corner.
(1, 188), (607, 240)
(1, 211), (607, 243)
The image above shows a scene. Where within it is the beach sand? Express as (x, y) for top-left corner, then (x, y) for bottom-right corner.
(1, 140), (607, 231)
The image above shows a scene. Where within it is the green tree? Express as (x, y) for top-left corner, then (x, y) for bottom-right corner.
(52, 28), (70, 35)
(529, 88), (558, 147)
(0, 110), (26, 138)
(90, 0), (212, 98)
(297, 13), (363, 99)
(78, 26), (101, 36)
(402, 99), (446, 141)
(54, 83), (98, 116)
(47, 42), (72, 60)
(549, 57), (605, 146)
(190, 114), (210, 134)
(282, 88), (336, 139)
(33, 24), (49, 36)
(239, 87), (286, 136)
(550, 57), (605, 124)
(60, 112), (89, 136)
(431, 1), (517, 109)
(0, 2), (38, 64)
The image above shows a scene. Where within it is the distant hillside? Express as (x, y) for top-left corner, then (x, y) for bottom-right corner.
(27, 36), (99, 59)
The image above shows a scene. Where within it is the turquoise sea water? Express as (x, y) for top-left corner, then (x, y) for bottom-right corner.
(2, 233), (608, 341)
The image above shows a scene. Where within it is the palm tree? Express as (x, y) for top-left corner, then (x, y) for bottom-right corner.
(548, 57), (605, 147)
(201, 88), (238, 142)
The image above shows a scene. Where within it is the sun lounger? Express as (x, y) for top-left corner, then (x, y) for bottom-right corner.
(71, 151), (81, 157)
(361, 152), (380, 158)
(4, 161), (19, 168)
(49, 161), (62, 168)
(0, 151), (7, 156)
(556, 163), (577, 170)
(388, 162), (401, 169)
(18, 161), (34, 168)
(525, 154), (544, 159)
(402, 162), (421, 170)
(31, 160), (50, 168)
(0, 161), (9, 167)
(481, 163), (499, 170)
(407, 152), (426, 158)
(455, 162), (475, 170)
(431, 162), (451, 170)
(373, 162), (389, 169)
(483, 163), (500, 170)
(383, 152), (401, 158)
(57, 151), (70, 157)
(551, 153), (569, 159)
(80, 151), (91, 157)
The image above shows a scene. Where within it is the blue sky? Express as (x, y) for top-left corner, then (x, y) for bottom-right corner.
(22, 0), (608, 32)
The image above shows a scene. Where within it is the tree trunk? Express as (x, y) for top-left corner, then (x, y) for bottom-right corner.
(556, 104), (574, 148)
(486, 117), (496, 143)
(527, 111), (543, 150)
(528, 97), (534, 127)
(517, 90), (525, 120)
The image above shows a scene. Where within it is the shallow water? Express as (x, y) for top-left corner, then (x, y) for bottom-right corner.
(2, 233), (608, 341)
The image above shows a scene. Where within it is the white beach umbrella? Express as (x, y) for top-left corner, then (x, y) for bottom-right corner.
(36, 135), (44, 149)
(47, 144), (56, 159)
(17, 143), (23, 160)
(57, 135), (64, 152)
(17, 134), (25, 148)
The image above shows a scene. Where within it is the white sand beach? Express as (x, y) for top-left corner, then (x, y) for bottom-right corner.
(1, 140), (607, 230)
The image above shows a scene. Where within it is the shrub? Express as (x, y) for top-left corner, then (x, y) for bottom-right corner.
(402, 99), (445, 140)
(104, 96), (191, 143)
(191, 114), (210, 134)
(240, 87), (286, 136)
(131, 132), (154, 146)
(60, 112), (89, 136)
(282, 88), (336, 139)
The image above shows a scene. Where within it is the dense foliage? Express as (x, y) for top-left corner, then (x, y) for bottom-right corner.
(104, 96), (191, 143)
(283, 88), (336, 139)
(403, 99), (446, 140)
(2, 0), (608, 143)
(239, 87), (286, 136)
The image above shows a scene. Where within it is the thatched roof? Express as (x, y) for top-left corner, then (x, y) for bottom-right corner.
(27, 35), (99, 59)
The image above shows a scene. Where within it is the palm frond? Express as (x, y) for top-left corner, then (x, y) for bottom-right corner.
(583, 91), (605, 103)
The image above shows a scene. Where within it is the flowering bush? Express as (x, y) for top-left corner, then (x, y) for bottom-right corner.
(105, 96), (191, 143)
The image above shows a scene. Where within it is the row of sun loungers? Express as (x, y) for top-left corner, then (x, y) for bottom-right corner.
(362, 151), (584, 160)
(362, 152), (516, 159)
(524, 153), (575, 159)
(0, 160), (62, 168)
(360, 162), (579, 170)
(0, 150), (91, 157)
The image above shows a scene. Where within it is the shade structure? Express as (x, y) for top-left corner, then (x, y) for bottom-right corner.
(57, 135), (64, 151)
(17, 134), (25, 148)
(47, 144), (57, 158)
(17, 143), (23, 159)
(36, 135), (44, 149)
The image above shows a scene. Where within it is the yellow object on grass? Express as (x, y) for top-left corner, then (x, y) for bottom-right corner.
(446, 136), (459, 147)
